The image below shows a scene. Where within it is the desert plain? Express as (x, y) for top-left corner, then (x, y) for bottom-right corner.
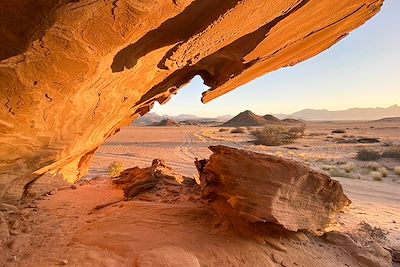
(1, 120), (398, 266)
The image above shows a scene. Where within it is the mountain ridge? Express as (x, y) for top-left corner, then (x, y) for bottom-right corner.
(136, 105), (400, 125)
(286, 104), (400, 121)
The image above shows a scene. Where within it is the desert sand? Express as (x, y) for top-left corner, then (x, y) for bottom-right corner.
(1, 121), (399, 266)
(92, 122), (400, 238)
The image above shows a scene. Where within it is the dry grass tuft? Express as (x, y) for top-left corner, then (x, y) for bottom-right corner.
(341, 163), (356, 173)
(329, 167), (354, 179)
(370, 171), (382, 181)
(394, 166), (400, 176)
(367, 162), (381, 171)
(378, 167), (388, 177)
(108, 161), (124, 177)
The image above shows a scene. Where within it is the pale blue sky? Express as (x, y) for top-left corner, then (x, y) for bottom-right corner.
(154, 1), (400, 117)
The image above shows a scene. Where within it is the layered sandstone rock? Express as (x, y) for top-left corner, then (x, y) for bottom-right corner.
(196, 146), (351, 231)
(114, 159), (200, 203)
(0, 0), (383, 202)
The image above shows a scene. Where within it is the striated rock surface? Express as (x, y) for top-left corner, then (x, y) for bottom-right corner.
(136, 246), (201, 267)
(0, 0), (383, 202)
(325, 231), (392, 267)
(197, 146), (351, 231)
(113, 159), (200, 203)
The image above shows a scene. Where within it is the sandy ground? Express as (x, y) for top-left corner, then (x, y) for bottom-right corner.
(87, 122), (400, 247)
(1, 180), (386, 267)
(1, 122), (399, 266)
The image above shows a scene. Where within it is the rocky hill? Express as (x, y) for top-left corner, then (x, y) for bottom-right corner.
(151, 119), (178, 127)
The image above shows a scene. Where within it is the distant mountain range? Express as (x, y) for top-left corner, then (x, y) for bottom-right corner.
(133, 112), (233, 125)
(274, 105), (400, 121)
(134, 105), (400, 125)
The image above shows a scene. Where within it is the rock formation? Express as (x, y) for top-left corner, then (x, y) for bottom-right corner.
(114, 146), (350, 232)
(196, 146), (351, 231)
(151, 118), (179, 127)
(114, 159), (200, 203)
(0, 0), (383, 202)
(220, 110), (274, 127)
(325, 231), (392, 267)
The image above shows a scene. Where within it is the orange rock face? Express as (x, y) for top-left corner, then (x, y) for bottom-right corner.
(0, 0), (383, 201)
(197, 146), (351, 231)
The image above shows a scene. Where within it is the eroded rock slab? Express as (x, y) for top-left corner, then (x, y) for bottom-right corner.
(0, 0), (383, 202)
(196, 145), (351, 231)
(325, 231), (392, 267)
(113, 159), (200, 203)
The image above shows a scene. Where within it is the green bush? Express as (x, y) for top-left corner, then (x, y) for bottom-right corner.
(108, 161), (124, 177)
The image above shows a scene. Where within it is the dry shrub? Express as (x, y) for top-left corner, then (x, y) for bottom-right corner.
(370, 171), (382, 181)
(288, 124), (306, 137)
(367, 161), (382, 171)
(322, 165), (332, 171)
(332, 129), (346, 134)
(356, 149), (381, 161)
(341, 163), (356, 173)
(367, 161), (381, 171)
(381, 146), (400, 159)
(108, 161), (124, 177)
(252, 125), (300, 146)
(230, 127), (245, 134)
(394, 166), (400, 176)
(329, 167), (354, 178)
(378, 167), (388, 177)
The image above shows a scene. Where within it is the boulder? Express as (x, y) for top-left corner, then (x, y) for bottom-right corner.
(196, 146), (350, 231)
(113, 159), (199, 203)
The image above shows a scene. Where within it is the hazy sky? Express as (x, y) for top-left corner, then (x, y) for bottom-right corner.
(153, 1), (400, 117)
